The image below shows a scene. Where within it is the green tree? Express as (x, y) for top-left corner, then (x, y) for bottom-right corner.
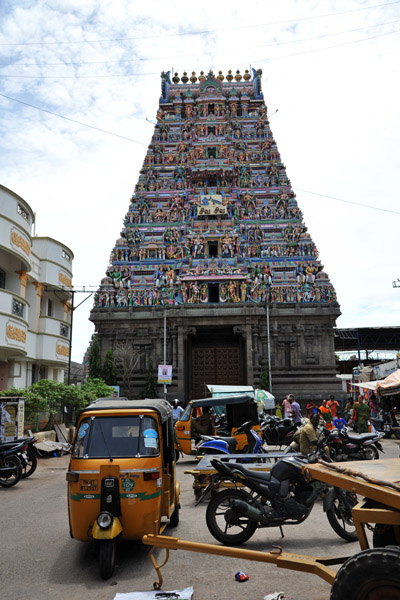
(88, 336), (102, 379)
(81, 378), (114, 402)
(259, 365), (270, 392)
(141, 358), (158, 399)
(1, 379), (114, 430)
(102, 348), (117, 386)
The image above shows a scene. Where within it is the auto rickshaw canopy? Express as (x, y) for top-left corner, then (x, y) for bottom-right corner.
(81, 398), (173, 423)
(191, 394), (258, 430)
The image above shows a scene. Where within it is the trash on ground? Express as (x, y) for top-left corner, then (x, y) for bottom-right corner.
(234, 571), (249, 582)
(113, 588), (193, 600)
(34, 439), (70, 457)
(264, 593), (285, 600)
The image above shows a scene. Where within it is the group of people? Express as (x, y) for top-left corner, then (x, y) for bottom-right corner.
(278, 393), (375, 456)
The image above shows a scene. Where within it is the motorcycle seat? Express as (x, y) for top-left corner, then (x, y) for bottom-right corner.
(346, 432), (378, 443)
(0, 440), (25, 451)
(215, 436), (237, 446)
(229, 461), (272, 482)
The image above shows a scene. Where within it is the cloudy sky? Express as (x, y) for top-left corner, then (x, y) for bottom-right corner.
(0, 0), (399, 363)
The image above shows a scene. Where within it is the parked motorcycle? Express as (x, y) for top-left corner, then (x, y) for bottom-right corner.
(195, 420), (267, 456)
(0, 441), (23, 487)
(0, 436), (38, 478)
(371, 411), (400, 439)
(327, 427), (383, 461)
(205, 434), (358, 546)
(260, 414), (298, 447)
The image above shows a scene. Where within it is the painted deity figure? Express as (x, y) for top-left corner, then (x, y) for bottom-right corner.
(200, 284), (208, 303)
(219, 284), (227, 303)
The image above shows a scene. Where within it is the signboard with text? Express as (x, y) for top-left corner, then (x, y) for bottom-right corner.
(158, 365), (172, 384)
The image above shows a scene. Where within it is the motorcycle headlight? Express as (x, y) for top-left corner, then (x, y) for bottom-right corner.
(97, 511), (113, 529)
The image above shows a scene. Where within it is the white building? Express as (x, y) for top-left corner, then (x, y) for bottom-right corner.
(0, 184), (73, 390)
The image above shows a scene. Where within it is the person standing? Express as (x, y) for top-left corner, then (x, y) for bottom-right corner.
(327, 395), (340, 420)
(369, 394), (378, 419)
(355, 395), (370, 433)
(344, 397), (354, 421)
(289, 395), (302, 425)
(282, 395), (292, 419)
(319, 399), (333, 430)
(306, 400), (318, 418)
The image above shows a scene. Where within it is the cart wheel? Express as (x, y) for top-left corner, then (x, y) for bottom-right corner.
(99, 539), (117, 580)
(330, 546), (400, 599)
(175, 448), (180, 462)
(372, 524), (398, 548)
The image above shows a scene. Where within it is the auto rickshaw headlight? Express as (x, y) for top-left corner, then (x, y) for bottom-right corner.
(97, 511), (113, 529)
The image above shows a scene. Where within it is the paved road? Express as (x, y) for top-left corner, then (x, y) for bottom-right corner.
(1, 439), (399, 600)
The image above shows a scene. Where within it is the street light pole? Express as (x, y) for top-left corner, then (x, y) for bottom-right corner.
(163, 309), (167, 400)
(266, 298), (272, 393)
(67, 291), (74, 385)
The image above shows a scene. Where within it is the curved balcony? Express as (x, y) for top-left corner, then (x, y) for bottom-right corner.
(34, 333), (69, 364)
(39, 316), (70, 339)
(0, 312), (28, 359)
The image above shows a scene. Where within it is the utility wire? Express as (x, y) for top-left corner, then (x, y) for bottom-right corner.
(0, 92), (147, 144)
(1, 88), (395, 216)
(1, 26), (399, 79)
(294, 188), (400, 215)
(1, 18), (399, 68)
(0, 1), (398, 46)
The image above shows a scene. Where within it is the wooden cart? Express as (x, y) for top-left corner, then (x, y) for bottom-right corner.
(143, 458), (400, 599)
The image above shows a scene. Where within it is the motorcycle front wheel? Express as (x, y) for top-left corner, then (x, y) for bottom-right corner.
(206, 488), (258, 546)
(0, 455), (22, 487)
(326, 490), (358, 542)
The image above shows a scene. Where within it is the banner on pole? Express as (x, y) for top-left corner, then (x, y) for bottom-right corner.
(158, 364), (172, 384)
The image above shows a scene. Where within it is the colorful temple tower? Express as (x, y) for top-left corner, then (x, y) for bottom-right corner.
(90, 68), (341, 402)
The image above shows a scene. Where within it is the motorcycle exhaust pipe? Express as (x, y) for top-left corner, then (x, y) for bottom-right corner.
(231, 500), (267, 524)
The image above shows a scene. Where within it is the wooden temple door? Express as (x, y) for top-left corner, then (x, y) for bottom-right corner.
(191, 345), (241, 399)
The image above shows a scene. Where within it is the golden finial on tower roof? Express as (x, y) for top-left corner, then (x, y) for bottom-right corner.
(226, 70), (233, 81)
(190, 71), (197, 83)
(172, 72), (180, 83)
(199, 71), (206, 82)
(235, 70), (242, 81)
(243, 69), (251, 81)
(217, 70), (224, 81)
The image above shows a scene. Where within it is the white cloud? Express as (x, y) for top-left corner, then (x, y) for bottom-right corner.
(0, 0), (399, 362)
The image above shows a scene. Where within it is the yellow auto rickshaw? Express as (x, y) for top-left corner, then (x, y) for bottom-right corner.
(66, 398), (180, 579)
(174, 394), (259, 457)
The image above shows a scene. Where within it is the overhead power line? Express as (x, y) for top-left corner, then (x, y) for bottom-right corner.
(1, 18), (399, 68)
(0, 26), (399, 80)
(0, 92), (398, 218)
(0, 92), (147, 144)
(0, 1), (398, 46)
(295, 188), (400, 215)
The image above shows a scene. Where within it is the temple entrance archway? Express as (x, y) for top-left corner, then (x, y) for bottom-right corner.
(188, 329), (244, 399)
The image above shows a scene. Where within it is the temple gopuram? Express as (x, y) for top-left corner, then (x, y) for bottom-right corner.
(90, 68), (342, 402)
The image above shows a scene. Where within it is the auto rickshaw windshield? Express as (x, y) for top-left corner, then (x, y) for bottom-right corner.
(72, 415), (160, 459)
(179, 405), (192, 422)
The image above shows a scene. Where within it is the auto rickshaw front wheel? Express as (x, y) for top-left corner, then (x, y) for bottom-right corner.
(330, 546), (400, 599)
(99, 539), (117, 580)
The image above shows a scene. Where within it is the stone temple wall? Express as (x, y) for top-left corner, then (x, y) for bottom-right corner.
(90, 68), (342, 403)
